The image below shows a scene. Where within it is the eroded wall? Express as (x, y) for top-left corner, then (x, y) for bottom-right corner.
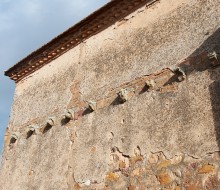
(1, 0), (220, 189)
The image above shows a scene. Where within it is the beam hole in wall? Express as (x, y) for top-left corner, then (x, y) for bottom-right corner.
(111, 95), (123, 106)
(61, 117), (71, 126)
(43, 123), (53, 134)
(9, 137), (17, 145)
(82, 107), (93, 116)
(9, 136), (17, 149)
(26, 130), (34, 139)
(61, 109), (74, 125)
(163, 68), (186, 86)
(139, 83), (150, 94)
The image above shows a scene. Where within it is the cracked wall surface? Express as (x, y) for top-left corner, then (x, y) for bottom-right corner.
(1, 0), (220, 189)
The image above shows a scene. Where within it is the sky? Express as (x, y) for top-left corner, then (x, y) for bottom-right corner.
(0, 0), (109, 153)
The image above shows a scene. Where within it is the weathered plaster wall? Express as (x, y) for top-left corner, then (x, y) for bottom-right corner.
(1, 0), (220, 189)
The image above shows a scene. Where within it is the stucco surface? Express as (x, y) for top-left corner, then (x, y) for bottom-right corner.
(1, 0), (220, 189)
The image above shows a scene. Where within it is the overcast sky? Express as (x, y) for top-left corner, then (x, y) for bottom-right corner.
(0, 0), (108, 153)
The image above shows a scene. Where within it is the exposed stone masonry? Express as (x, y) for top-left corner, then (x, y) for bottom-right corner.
(1, 0), (220, 189)
(4, 51), (220, 189)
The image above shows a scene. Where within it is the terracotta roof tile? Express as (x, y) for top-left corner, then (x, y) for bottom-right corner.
(5, 0), (156, 82)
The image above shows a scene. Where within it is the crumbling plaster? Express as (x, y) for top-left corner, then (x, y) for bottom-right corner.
(1, 0), (220, 189)
(9, 0), (220, 127)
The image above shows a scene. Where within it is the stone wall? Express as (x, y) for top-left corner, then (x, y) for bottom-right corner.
(1, 0), (220, 189)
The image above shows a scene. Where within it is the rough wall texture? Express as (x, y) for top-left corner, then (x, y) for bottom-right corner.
(1, 0), (220, 189)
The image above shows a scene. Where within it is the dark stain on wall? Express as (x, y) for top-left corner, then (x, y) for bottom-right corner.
(180, 28), (220, 150)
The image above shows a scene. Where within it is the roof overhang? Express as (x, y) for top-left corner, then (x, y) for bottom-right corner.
(5, 0), (157, 82)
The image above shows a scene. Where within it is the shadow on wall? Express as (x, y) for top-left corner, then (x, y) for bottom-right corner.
(179, 27), (220, 150)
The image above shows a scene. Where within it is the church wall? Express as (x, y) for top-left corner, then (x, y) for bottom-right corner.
(1, 0), (220, 189)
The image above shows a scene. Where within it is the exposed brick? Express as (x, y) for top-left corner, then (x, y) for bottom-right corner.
(157, 171), (172, 186)
(184, 183), (200, 190)
(74, 109), (84, 120)
(204, 175), (220, 190)
(105, 172), (119, 182)
(128, 185), (135, 190)
(90, 147), (96, 153)
(198, 164), (215, 174)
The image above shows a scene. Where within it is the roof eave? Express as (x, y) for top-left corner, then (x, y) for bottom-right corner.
(5, 0), (156, 82)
